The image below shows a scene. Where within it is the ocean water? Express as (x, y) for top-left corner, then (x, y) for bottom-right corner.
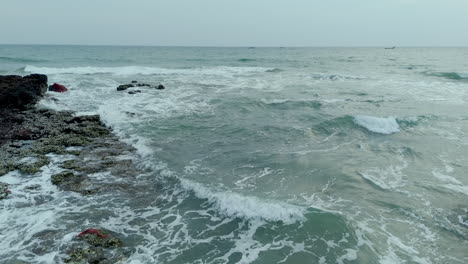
(1, 45), (468, 263)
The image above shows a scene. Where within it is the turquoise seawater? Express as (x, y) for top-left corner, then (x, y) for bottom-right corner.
(1, 45), (468, 263)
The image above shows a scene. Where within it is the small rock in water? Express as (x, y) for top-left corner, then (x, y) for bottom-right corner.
(128, 90), (141, 95)
(64, 228), (125, 263)
(131, 80), (137, 84)
(156, 84), (165, 90)
(116, 84), (134, 91)
(48, 83), (68, 93)
(136, 83), (150, 87)
(0, 182), (10, 200)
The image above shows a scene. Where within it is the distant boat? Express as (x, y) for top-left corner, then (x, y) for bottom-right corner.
(385, 46), (396, 49)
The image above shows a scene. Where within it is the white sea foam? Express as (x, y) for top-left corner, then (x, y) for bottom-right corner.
(442, 184), (468, 196)
(353, 115), (400, 134)
(431, 171), (461, 185)
(359, 157), (408, 190)
(24, 65), (273, 77)
(180, 179), (306, 224)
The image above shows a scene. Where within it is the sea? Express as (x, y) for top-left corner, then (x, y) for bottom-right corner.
(1, 45), (468, 264)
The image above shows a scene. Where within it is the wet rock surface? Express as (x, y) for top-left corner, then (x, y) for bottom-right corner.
(116, 81), (165, 91)
(64, 228), (128, 264)
(0, 182), (10, 200)
(0, 74), (143, 262)
(0, 107), (143, 195)
(0, 74), (48, 109)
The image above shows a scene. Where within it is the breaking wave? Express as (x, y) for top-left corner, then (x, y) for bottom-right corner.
(311, 73), (363, 81)
(180, 179), (306, 224)
(353, 115), (400, 134)
(23, 65), (274, 76)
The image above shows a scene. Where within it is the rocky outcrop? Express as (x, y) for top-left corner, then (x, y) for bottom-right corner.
(0, 74), (48, 109)
(64, 228), (126, 263)
(116, 81), (165, 91)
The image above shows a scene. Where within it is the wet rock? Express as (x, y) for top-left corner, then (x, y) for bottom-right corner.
(136, 83), (150, 87)
(51, 171), (90, 193)
(116, 84), (134, 91)
(78, 229), (123, 248)
(17, 156), (50, 174)
(48, 83), (68, 93)
(68, 115), (101, 124)
(0, 74), (48, 109)
(156, 84), (165, 90)
(51, 171), (77, 185)
(128, 90), (141, 95)
(65, 247), (106, 264)
(64, 228), (126, 263)
(25, 184), (41, 190)
(0, 162), (16, 176)
(0, 182), (10, 199)
(131, 80), (137, 84)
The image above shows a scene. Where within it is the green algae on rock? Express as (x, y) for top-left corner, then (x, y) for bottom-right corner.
(0, 182), (10, 200)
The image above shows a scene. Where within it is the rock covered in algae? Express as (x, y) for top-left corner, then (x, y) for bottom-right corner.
(0, 182), (10, 200)
(64, 228), (125, 264)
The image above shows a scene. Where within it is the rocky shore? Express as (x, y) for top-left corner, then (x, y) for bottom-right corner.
(0, 74), (143, 263)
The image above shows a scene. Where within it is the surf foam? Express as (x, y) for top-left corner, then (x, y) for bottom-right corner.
(180, 179), (306, 224)
(24, 65), (274, 77)
(353, 115), (400, 134)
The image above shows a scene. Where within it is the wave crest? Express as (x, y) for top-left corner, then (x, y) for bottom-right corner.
(23, 65), (274, 76)
(180, 179), (306, 224)
(353, 115), (400, 134)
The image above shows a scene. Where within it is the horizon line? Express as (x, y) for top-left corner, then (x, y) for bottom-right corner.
(1, 43), (467, 48)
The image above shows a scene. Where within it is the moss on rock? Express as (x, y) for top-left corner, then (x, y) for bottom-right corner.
(0, 182), (10, 200)
(51, 171), (76, 185)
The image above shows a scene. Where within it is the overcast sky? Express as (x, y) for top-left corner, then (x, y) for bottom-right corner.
(1, 0), (467, 47)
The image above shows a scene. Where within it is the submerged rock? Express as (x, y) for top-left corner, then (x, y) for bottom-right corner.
(64, 228), (126, 263)
(128, 90), (141, 95)
(0, 74), (48, 109)
(77, 229), (123, 248)
(50, 171), (92, 194)
(116, 82), (165, 91)
(116, 84), (134, 91)
(0, 182), (10, 199)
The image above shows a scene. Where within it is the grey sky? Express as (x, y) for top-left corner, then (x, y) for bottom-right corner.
(1, 0), (467, 46)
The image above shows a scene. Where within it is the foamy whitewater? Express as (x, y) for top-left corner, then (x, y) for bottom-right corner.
(1, 46), (468, 263)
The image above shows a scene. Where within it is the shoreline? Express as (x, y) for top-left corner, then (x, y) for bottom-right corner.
(0, 74), (142, 263)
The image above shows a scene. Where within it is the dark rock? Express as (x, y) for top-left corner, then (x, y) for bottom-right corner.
(136, 83), (150, 87)
(0, 182), (10, 199)
(0, 74), (48, 109)
(128, 90), (141, 95)
(131, 80), (137, 84)
(116, 84), (134, 91)
(156, 84), (165, 90)
(25, 184), (41, 190)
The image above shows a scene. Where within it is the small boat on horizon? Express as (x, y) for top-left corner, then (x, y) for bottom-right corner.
(385, 46), (396, 49)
